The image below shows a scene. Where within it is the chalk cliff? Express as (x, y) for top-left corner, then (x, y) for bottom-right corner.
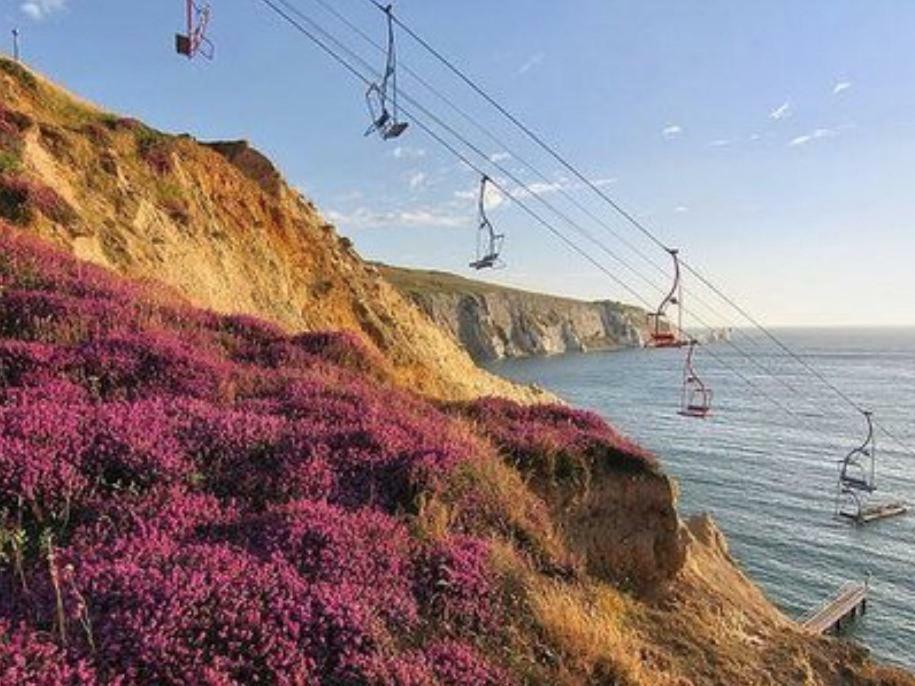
(379, 264), (648, 362)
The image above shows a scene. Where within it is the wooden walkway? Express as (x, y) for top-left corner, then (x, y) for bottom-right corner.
(800, 581), (868, 635)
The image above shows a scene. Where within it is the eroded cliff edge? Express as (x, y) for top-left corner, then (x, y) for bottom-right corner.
(380, 264), (647, 361)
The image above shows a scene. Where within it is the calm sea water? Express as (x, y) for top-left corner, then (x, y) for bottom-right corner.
(487, 327), (915, 668)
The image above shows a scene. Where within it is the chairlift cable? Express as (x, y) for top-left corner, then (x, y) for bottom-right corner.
(364, 1), (915, 459)
(304, 0), (836, 408)
(257, 0), (818, 428)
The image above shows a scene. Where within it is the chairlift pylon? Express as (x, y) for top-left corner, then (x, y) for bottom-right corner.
(364, 5), (409, 140)
(469, 175), (505, 270)
(678, 340), (713, 418)
(647, 248), (684, 348)
(175, 0), (214, 60)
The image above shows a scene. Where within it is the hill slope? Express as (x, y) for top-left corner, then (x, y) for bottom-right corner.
(379, 264), (647, 361)
(1, 58), (913, 684)
(0, 57), (543, 403)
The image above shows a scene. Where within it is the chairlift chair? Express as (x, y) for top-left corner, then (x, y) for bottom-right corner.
(835, 411), (877, 520)
(364, 5), (409, 140)
(678, 340), (713, 418)
(469, 175), (505, 270)
(176, 0), (214, 60)
(647, 248), (683, 348)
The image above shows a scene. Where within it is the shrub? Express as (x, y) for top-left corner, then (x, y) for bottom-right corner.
(0, 174), (75, 226)
(135, 129), (174, 175)
(456, 398), (655, 486)
(0, 621), (97, 685)
(0, 229), (519, 683)
(416, 536), (495, 633)
(0, 59), (38, 90)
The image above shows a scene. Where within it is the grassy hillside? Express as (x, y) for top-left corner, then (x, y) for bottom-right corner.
(1, 58), (912, 685)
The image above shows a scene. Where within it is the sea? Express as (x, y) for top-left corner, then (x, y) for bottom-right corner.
(486, 327), (915, 669)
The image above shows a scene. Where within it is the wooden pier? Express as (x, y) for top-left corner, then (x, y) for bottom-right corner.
(800, 580), (868, 635)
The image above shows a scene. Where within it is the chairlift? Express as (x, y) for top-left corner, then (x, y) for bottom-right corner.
(175, 0), (214, 60)
(364, 5), (408, 140)
(469, 175), (505, 270)
(834, 411), (909, 524)
(835, 411), (876, 519)
(647, 248), (683, 348)
(678, 340), (712, 418)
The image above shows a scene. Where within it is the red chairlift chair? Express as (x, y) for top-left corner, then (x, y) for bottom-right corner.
(176, 0), (214, 60)
(647, 248), (684, 348)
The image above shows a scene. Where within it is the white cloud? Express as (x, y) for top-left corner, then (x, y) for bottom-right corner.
(709, 139), (731, 147)
(591, 177), (617, 187)
(408, 171), (427, 190)
(482, 183), (505, 210)
(20, 0), (65, 20)
(326, 206), (466, 230)
(770, 102), (792, 120)
(674, 206), (689, 213)
(392, 146), (426, 160)
(516, 181), (563, 198)
(661, 124), (683, 140)
(490, 152), (512, 163)
(833, 81), (853, 95)
(788, 127), (839, 147)
(748, 133), (762, 141)
(453, 188), (477, 202)
(518, 53), (544, 75)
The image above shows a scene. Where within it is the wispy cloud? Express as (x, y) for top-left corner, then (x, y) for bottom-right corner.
(674, 205), (689, 213)
(489, 152), (512, 163)
(770, 102), (792, 120)
(514, 181), (564, 198)
(591, 177), (617, 187)
(327, 205), (467, 230)
(788, 127), (839, 147)
(518, 52), (544, 75)
(408, 172), (427, 190)
(392, 146), (426, 160)
(20, 0), (65, 20)
(833, 81), (853, 95)
(661, 124), (683, 140)
(708, 139), (732, 148)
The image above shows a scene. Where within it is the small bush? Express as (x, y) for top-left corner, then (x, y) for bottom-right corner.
(0, 174), (76, 226)
(0, 59), (38, 90)
(135, 128), (174, 175)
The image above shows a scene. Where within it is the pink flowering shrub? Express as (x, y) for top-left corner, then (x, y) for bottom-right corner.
(416, 536), (496, 633)
(0, 226), (518, 683)
(456, 397), (656, 486)
(0, 174), (75, 225)
(0, 621), (97, 685)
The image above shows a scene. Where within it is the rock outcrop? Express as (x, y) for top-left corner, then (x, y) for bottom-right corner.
(380, 264), (648, 361)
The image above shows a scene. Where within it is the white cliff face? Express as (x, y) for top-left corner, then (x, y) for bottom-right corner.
(379, 266), (647, 362)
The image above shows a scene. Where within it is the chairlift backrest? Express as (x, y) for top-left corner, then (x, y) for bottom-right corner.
(364, 4), (409, 140)
(839, 410), (876, 492)
(648, 248), (681, 346)
(679, 340), (712, 418)
(176, 0), (214, 60)
(470, 176), (505, 269)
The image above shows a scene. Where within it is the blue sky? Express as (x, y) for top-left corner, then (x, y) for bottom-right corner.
(4, 0), (915, 326)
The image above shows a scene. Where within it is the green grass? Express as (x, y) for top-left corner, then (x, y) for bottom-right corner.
(0, 58), (38, 90)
